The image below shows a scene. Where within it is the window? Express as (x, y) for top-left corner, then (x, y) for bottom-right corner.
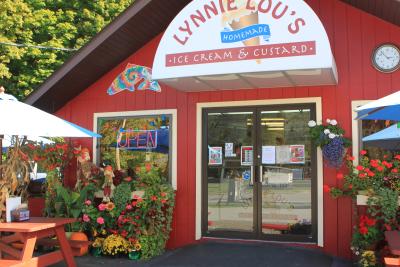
(94, 110), (177, 188)
(352, 101), (394, 163)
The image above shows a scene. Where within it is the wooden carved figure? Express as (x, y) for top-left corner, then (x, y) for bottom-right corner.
(102, 166), (115, 202)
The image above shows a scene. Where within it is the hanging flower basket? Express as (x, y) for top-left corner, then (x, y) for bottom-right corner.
(308, 118), (351, 169)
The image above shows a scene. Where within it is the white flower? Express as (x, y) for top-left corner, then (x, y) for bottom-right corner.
(329, 133), (336, 139)
(330, 119), (337, 126)
(326, 118), (331, 123)
(308, 120), (316, 127)
(324, 129), (331, 135)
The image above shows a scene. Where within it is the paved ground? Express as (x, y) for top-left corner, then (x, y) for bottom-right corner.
(52, 241), (354, 267)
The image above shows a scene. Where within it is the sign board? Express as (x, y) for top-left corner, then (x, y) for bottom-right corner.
(117, 129), (158, 150)
(153, 0), (337, 90)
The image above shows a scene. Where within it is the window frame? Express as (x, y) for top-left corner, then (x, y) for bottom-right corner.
(93, 109), (177, 190)
(351, 100), (372, 166)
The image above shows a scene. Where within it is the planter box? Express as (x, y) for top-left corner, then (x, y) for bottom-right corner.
(356, 194), (400, 206)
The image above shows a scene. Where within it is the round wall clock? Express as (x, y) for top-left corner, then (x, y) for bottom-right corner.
(372, 43), (400, 73)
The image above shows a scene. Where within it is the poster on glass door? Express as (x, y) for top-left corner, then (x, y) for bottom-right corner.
(241, 146), (253, 166)
(290, 145), (305, 164)
(208, 146), (222, 165)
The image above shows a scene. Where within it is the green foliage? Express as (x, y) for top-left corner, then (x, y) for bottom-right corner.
(0, 0), (135, 99)
(113, 183), (133, 213)
(52, 183), (96, 231)
(367, 188), (399, 225)
(138, 235), (166, 260)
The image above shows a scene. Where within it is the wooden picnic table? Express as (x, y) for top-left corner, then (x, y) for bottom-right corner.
(0, 217), (77, 267)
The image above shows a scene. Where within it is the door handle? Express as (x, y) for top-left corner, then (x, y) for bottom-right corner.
(259, 165), (264, 184)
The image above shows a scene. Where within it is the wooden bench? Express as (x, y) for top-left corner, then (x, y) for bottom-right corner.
(0, 259), (23, 267)
(385, 231), (400, 267)
(37, 238), (92, 256)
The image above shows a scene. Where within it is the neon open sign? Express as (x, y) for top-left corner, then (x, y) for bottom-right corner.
(117, 129), (158, 150)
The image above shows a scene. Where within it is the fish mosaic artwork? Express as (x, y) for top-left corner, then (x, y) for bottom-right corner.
(107, 64), (161, 95)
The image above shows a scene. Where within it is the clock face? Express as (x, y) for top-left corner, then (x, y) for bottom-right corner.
(372, 44), (400, 73)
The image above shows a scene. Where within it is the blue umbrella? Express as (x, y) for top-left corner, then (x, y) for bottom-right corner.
(362, 123), (400, 150)
(356, 91), (400, 120)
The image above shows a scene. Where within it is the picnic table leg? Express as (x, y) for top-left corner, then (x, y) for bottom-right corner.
(20, 233), (37, 261)
(54, 226), (77, 267)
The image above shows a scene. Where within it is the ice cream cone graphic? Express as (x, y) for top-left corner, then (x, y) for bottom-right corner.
(229, 12), (260, 47)
(222, 0), (261, 63)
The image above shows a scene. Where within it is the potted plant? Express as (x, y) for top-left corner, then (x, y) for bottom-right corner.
(51, 184), (96, 256)
(308, 118), (351, 168)
(327, 150), (400, 266)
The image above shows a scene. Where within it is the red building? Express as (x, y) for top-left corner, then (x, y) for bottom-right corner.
(26, 0), (400, 259)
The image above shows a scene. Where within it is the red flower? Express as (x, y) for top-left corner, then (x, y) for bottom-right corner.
(336, 173), (344, 180)
(369, 159), (377, 167)
(360, 150), (367, 155)
(367, 172), (375, 177)
(366, 218), (376, 226)
(395, 155), (400, 160)
(124, 176), (132, 182)
(382, 161), (393, 168)
(346, 155), (355, 161)
(151, 196), (158, 201)
(356, 165), (364, 171)
(359, 226), (368, 235)
(27, 143), (36, 150)
(161, 199), (167, 204)
(392, 168), (398, 173)
(323, 185), (331, 193)
(376, 166), (384, 172)
(348, 184), (353, 189)
(358, 173), (366, 179)
(145, 163), (152, 172)
(160, 192), (167, 197)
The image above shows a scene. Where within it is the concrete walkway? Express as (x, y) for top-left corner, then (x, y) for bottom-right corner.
(52, 241), (353, 267)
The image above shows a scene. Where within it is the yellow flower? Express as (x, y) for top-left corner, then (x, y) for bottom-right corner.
(134, 243), (142, 251)
(93, 237), (104, 248)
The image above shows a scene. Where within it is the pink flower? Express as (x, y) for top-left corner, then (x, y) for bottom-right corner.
(85, 200), (92, 206)
(83, 214), (90, 222)
(97, 217), (105, 224)
(98, 203), (106, 211)
(126, 204), (132, 210)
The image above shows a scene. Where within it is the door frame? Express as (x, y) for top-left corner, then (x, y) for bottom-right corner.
(196, 98), (323, 246)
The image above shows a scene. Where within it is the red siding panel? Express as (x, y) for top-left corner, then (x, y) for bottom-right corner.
(53, 0), (400, 259)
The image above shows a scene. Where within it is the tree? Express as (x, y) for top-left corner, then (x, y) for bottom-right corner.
(0, 0), (135, 100)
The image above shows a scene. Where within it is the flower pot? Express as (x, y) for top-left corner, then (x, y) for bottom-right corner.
(356, 195), (400, 206)
(128, 250), (141, 260)
(91, 246), (102, 257)
(69, 232), (89, 256)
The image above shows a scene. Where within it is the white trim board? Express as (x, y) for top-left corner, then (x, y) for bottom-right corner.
(196, 97), (324, 247)
(93, 109), (178, 190)
(351, 100), (372, 166)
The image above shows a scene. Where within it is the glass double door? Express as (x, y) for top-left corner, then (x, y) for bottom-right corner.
(203, 104), (317, 242)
